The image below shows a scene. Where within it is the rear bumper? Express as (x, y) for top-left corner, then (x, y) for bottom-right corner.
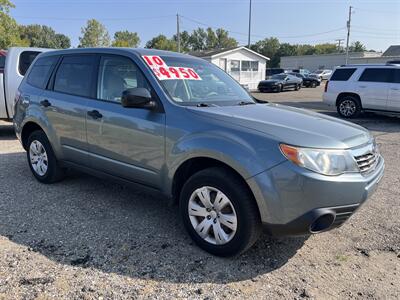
(247, 156), (385, 236)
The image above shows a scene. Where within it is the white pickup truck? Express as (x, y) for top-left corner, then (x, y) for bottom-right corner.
(0, 47), (52, 120)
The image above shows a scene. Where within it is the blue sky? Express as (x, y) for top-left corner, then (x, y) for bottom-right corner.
(10, 0), (400, 52)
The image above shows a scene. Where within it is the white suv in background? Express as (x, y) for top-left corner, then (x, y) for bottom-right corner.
(323, 64), (400, 118)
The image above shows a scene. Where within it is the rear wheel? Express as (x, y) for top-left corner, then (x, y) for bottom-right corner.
(337, 96), (361, 118)
(180, 167), (261, 256)
(311, 81), (317, 88)
(27, 130), (65, 183)
(295, 84), (301, 91)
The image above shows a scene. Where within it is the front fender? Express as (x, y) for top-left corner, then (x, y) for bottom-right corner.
(163, 129), (286, 195)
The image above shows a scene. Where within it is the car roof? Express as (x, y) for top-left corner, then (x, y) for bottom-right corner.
(338, 64), (399, 68)
(38, 47), (203, 61)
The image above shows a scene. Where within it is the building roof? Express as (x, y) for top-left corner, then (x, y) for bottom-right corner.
(382, 45), (400, 57)
(189, 46), (270, 61)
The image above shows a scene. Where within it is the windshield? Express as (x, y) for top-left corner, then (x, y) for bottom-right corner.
(144, 56), (253, 105)
(271, 74), (287, 80)
(313, 70), (323, 74)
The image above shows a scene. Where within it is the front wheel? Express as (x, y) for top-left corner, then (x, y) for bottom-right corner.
(295, 84), (301, 91)
(311, 82), (317, 88)
(337, 97), (361, 118)
(180, 167), (261, 256)
(27, 130), (65, 183)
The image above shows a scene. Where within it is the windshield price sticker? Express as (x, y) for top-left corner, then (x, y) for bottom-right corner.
(142, 55), (202, 80)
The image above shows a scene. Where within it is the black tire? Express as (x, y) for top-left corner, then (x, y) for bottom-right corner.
(277, 84), (283, 93)
(337, 96), (362, 118)
(311, 82), (317, 88)
(179, 167), (261, 257)
(295, 84), (301, 91)
(27, 130), (65, 183)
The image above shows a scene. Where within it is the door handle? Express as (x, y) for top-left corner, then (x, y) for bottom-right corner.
(391, 88), (399, 91)
(87, 110), (103, 119)
(40, 99), (51, 107)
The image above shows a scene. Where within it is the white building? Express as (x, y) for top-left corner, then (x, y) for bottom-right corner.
(280, 45), (400, 71)
(190, 46), (269, 90)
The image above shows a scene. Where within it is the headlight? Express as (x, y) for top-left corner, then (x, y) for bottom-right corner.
(280, 144), (359, 176)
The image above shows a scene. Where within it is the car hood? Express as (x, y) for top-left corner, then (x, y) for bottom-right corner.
(186, 103), (371, 149)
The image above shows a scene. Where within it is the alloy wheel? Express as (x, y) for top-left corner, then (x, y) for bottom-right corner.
(29, 140), (48, 176)
(339, 99), (357, 117)
(188, 186), (237, 245)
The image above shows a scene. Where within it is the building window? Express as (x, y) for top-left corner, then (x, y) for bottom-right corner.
(251, 61), (259, 71)
(230, 60), (240, 72)
(241, 60), (259, 71)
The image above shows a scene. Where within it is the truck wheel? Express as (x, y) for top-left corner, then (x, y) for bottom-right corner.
(337, 96), (361, 118)
(27, 130), (65, 183)
(180, 167), (261, 256)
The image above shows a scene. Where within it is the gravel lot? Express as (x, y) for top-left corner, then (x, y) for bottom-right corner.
(1, 86), (399, 299)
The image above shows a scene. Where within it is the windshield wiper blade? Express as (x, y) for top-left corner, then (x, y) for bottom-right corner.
(197, 103), (211, 107)
(238, 101), (256, 106)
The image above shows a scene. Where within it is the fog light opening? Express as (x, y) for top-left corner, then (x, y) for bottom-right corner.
(310, 213), (335, 233)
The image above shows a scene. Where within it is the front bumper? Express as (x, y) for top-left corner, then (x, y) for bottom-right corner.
(247, 155), (385, 236)
(258, 85), (280, 92)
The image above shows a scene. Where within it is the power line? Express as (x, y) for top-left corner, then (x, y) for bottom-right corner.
(12, 15), (175, 21)
(180, 15), (345, 39)
(352, 6), (400, 15)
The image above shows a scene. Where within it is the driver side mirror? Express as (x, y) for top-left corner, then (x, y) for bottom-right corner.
(121, 88), (156, 109)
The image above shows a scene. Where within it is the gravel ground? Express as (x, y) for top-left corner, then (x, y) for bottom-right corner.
(0, 87), (399, 299)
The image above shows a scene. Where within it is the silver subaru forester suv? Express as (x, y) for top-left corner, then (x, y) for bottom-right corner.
(14, 48), (384, 256)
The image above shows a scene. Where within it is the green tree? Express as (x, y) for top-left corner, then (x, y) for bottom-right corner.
(79, 19), (110, 47)
(54, 33), (71, 49)
(251, 37), (280, 66)
(214, 28), (238, 49)
(145, 34), (176, 51)
(0, 0), (27, 48)
(295, 44), (316, 56)
(349, 41), (366, 52)
(314, 43), (337, 54)
(189, 28), (208, 51)
(112, 30), (140, 47)
(172, 30), (191, 52)
(20, 25), (70, 48)
(206, 27), (217, 49)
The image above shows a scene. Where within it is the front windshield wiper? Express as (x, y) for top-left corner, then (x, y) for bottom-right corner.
(238, 101), (256, 106)
(196, 103), (219, 107)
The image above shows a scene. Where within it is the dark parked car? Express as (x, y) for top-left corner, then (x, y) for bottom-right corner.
(258, 73), (302, 92)
(288, 72), (321, 88)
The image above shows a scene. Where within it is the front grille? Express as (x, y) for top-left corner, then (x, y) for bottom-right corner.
(354, 151), (379, 174)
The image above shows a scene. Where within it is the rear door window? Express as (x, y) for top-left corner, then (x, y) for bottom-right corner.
(330, 68), (356, 81)
(19, 51), (41, 75)
(359, 68), (393, 83)
(54, 55), (96, 98)
(27, 56), (59, 89)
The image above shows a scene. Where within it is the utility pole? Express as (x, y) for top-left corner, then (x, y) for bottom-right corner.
(176, 13), (181, 53)
(345, 6), (352, 64)
(248, 0), (252, 48)
(336, 38), (344, 52)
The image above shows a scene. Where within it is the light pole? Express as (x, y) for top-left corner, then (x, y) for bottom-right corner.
(248, 0), (252, 48)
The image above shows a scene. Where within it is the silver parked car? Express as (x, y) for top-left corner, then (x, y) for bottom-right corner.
(14, 48), (384, 256)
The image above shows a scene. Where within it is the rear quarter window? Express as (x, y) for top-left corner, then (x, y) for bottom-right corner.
(330, 68), (356, 81)
(359, 68), (393, 83)
(19, 51), (41, 76)
(26, 56), (59, 89)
